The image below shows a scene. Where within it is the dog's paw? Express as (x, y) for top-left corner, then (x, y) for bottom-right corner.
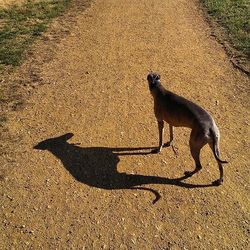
(212, 179), (223, 186)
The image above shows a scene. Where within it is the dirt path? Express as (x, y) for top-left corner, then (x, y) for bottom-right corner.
(1, 0), (249, 249)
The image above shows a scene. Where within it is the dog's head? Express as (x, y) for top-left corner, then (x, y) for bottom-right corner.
(34, 133), (74, 150)
(147, 72), (161, 90)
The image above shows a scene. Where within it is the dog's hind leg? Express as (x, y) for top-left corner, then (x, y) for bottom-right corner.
(208, 128), (226, 185)
(185, 130), (206, 177)
(208, 141), (224, 186)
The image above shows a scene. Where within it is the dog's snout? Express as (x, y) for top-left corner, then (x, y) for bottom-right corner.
(147, 72), (160, 83)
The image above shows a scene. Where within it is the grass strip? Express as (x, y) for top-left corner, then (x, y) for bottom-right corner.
(0, 0), (71, 69)
(201, 0), (250, 59)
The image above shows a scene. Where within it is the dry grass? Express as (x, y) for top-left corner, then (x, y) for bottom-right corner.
(0, 0), (71, 70)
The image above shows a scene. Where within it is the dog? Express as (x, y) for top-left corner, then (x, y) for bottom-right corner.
(147, 72), (228, 185)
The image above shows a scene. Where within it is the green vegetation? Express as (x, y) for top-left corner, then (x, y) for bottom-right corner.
(201, 0), (250, 59)
(0, 0), (71, 69)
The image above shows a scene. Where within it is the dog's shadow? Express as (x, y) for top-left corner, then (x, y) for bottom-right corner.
(34, 133), (214, 203)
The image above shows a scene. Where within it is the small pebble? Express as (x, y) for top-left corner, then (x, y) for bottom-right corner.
(7, 195), (13, 201)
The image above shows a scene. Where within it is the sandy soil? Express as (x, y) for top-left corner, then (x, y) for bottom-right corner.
(1, 0), (250, 249)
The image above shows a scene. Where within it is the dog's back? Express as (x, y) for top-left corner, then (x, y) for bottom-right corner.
(151, 82), (212, 129)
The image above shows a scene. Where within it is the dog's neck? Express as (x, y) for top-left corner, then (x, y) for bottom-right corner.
(149, 81), (168, 100)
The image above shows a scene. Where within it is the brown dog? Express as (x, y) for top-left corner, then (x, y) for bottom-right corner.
(147, 72), (228, 185)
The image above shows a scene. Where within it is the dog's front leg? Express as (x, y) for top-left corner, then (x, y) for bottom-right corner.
(151, 121), (164, 154)
(164, 125), (174, 147)
(163, 125), (178, 155)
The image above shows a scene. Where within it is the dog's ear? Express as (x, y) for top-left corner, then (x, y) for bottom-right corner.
(147, 73), (152, 81)
(34, 133), (74, 150)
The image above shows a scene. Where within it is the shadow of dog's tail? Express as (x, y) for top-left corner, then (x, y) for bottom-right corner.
(129, 187), (161, 204)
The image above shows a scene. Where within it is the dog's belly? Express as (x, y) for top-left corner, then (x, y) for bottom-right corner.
(164, 115), (193, 128)
(154, 102), (194, 128)
(156, 104), (195, 128)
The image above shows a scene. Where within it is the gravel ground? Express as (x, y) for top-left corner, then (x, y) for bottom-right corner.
(1, 0), (249, 249)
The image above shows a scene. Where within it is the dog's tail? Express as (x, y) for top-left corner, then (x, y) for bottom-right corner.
(209, 128), (228, 164)
(129, 187), (161, 204)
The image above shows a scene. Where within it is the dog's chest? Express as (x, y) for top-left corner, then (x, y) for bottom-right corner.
(153, 99), (170, 122)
